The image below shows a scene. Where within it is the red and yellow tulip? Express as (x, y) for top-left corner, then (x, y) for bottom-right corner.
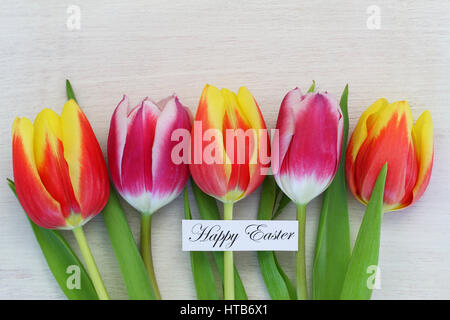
(189, 84), (270, 203)
(12, 100), (110, 229)
(12, 98), (110, 299)
(189, 84), (269, 300)
(346, 99), (433, 211)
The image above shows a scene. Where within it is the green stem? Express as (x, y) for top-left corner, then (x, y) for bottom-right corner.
(223, 202), (234, 300)
(296, 204), (308, 300)
(140, 214), (161, 300)
(72, 226), (109, 300)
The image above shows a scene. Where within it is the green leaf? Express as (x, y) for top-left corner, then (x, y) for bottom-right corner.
(191, 180), (221, 220)
(102, 186), (156, 300)
(313, 84), (351, 300)
(257, 176), (296, 300)
(7, 179), (98, 300)
(257, 252), (293, 300)
(190, 180), (248, 300)
(307, 80), (315, 93)
(258, 176), (277, 220)
(184, 188), (220, 300)
(273, 192), (291, 219)
(340, 164), (387, 300)
(66, 80), (78, 102)
(273, 253), (296, 299)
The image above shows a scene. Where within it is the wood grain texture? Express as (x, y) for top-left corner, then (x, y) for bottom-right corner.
(0, 0), (449, 299)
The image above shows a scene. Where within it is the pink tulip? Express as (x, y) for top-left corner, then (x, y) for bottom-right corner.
(273, 88), (343, 206)
(272, 88), (343, 300)
(107, 94), (191, 299)
(108, 95), (191, 215)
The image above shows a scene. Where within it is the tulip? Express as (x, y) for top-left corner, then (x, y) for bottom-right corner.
(272, 88), (343, 300)
(189, 84), (270, 299)
(12, 99), (110, 299)
(346, 99), (433, 211)
(108, 94), (191, 299)
(189, 84), (270, 203)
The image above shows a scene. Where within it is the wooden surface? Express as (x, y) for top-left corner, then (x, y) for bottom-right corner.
(0, 0), (449, 300)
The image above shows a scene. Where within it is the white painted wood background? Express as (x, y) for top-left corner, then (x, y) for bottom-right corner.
(0, 0), (449, 300)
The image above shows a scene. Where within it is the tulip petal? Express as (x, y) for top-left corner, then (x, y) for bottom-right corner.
(347, 98), (388, 162)
(367, 101), (414, 142)
(12, 117), (65, 228)
(237, 87), (265, 130)
(150, 96), (191, 213)
(107, 95), (129, 192)
(346, 98), (388, 200)
(33, 108), (81, 218)
(190, 85), (229, 199)
(273, 88), (302, 175)
(411, 110), (433, 204)
(60, 99), (110, 219)
(120, 99), (160, 213)
(237, 87), (269, 198)
(197, 84), (226, 132)
(222, 88), (250, 199)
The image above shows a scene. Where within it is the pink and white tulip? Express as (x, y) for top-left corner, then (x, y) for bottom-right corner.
(272, 88), (343, 205)
(107, 95), (191, 215)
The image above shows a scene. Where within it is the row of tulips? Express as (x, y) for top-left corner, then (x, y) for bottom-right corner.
(10, 80), (433, 300)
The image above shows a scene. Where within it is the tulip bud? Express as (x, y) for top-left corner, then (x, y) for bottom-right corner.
(107, 94), (192, 215)
(272, 88), (344, 205)
(12, 100), (110, 229)
(346, 99), (433, 211)
(189, 84), (270, 203)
